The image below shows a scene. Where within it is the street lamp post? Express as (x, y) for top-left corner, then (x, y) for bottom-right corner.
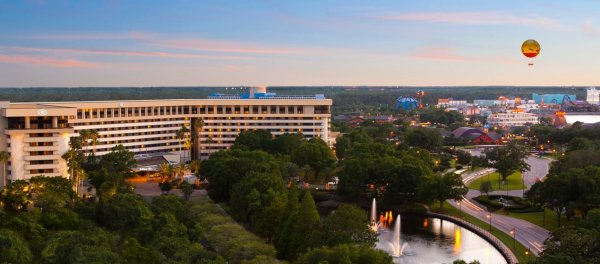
(525, 248), (531, 263)
(510, 227), (516, 249)
(457, 200), (462, 219)
(486, 213), (491, 231)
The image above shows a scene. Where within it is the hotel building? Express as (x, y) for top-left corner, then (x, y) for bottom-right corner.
(0, 87), (332, 185)
(486, 112), (539, 127)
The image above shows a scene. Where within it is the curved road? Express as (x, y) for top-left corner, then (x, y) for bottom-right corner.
(451, 151), (552, 256)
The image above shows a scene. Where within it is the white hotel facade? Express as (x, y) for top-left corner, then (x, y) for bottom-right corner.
(0, 88), (332, 184)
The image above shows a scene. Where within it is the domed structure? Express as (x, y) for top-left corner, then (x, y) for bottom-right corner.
(395, 96), (419, 110)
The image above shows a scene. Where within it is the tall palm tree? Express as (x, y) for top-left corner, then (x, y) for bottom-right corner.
(88, 129), (99, 156)
(176, 124), (190, 163)
(206, 136), (214, 157)
(0, 151), (10, 189)
(192, 118), (204, 160)
(184, 139), (192, 162)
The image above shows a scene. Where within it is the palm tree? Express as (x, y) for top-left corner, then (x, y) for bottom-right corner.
(0, 151), (10, 189)
(176, 124), (190, 163)
(188, 159), (201, 187)
(184, 139), (192, 162)
(192, 118), (204, 160)
(159, 163), (175, 179)
(206, 136), (214, 156)
(79, 129), (90, 151)
(88, 130), (99, 156)
(175, 163), (188, 179)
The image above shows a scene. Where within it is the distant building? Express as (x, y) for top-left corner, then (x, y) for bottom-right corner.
(437, 98), (468, 108)
(473, 100), (502, 107)
(365, 115), (396, 124)
(451, 127), (500, 144)
(487, 112), (539, 127)
(587, 87), (600, 105)
(532, 93), (576, 104)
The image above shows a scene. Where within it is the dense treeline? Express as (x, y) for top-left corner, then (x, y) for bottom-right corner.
(525, 124), (600, 263)
(200, 131), (389, 261)
(0, 87), (586, 113)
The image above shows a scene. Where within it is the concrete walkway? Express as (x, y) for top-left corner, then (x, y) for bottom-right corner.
(449, 156), (552, 256)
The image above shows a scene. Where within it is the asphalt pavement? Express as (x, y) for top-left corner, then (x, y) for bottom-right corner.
(450, 151), (552, 256)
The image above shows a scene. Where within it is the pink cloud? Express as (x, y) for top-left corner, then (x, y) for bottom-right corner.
(380, 12), (572, 31)
(0, 54), (97, 68)
(2, 46), (249, 60)
(16, 31), (158, 40)
(583, 20), (600, 37)
(159, 39), (311, 55)
(409, 46), (473, 62)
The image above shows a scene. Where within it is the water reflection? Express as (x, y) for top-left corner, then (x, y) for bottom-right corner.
(394, 216), (506, 264)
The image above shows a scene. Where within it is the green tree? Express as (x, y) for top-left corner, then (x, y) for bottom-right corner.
(233, 130), (273, 151)
(201, 149), (281, 203)
(287, 191), (320, 259)
(229, 171), (286, 241)
(271, 133), (304, 155)
(274, 182), (299, 257)
(120, 237), (162, 264)
(318, 204), (377, 247)
(99, 144), (137, 178)
(291, 140), (336, 184)
(151, 194), (186, 223)
(479, 181), (493, 195)
(180, 181), (194, 201)
(403, 127), (443, 151)
(100, 193), (153, 233)
(423, 173), (468, 210)
(537, 226), (600, 264)
(0, 228), (33, 264)
(41, 229), (121, 263)
(0, 180), (32, 212)
(295, 244), (393, 264)
(482, 142), (530, 189)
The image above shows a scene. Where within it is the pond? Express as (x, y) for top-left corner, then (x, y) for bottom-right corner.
(377, 214), (508, 264)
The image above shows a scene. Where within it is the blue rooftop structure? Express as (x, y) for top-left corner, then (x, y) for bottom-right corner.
(395, 96), (419, 110)
(532, 93), (576, 104)
(207, 87), (326, 99)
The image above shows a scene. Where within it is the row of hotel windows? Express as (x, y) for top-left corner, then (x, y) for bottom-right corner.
(71, 116), (322, 127)
(77, 105), (330, 119)
(7, 116), (69, 130)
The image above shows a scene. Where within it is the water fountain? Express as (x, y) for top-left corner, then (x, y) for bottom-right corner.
(370, 198), (378, 232)
(370, 199), (410, 259)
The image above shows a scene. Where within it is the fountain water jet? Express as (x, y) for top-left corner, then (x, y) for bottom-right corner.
(370, 198), (378, 232)
(391, 214), (402, 257)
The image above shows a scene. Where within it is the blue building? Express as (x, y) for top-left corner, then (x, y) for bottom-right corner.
(395, 96), (419, 110)
(532, 93), (576, 104)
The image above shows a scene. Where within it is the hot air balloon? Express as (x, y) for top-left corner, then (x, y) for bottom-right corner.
(521, 39), (540, 66)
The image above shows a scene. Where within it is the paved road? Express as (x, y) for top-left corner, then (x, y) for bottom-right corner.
(450, 154), (552, 256)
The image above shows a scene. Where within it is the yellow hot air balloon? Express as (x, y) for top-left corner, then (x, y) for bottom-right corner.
(521, 39), (541, 58)
(521, 39), (540, 66)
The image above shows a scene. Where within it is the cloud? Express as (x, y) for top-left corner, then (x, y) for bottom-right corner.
(15, 31), (158, 40)
(158, 39), (313, 55)
(583, 20), (600, 37)
(0, 54), (97, 68)
(1, 46), (249, 60)
(408, 46), (473, 62)
(380, 12), (572, 31)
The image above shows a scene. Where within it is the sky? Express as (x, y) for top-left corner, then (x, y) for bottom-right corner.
(1, 0), (600, 87)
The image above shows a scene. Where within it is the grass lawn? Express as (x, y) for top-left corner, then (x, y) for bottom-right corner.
(430, 202), (534, 263)
(498, 208), (569, 232)
(468, 171), (524, 191)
